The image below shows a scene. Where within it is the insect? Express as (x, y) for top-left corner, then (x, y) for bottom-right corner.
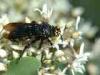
(1, 21), (61, 61)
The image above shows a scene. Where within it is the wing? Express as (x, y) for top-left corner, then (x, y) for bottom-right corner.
(3, 22), (29, 31)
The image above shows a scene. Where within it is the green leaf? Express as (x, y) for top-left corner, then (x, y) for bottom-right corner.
(4, 57), (41, 75)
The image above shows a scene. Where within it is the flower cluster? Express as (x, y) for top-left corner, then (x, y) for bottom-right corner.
(0, 0), (91, 75)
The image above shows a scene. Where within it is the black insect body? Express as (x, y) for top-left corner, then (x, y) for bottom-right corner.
(2, 21), (61, 61)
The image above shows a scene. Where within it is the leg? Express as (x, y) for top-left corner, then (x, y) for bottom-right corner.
(41, 50), (45, 65)
(17, 42), (30, 62)
(38, 39), (44, 49)
(16, 38), (39, 63)
(47, 38), (53, 45)
(61, 35), (63, 42)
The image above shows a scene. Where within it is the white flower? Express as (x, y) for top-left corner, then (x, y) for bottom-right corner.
(55, 50), (64, 57)
(0, 14), (9, 34)
(10, 44), (24, 50)
(45, 50), (52, 59)
(25, 17), (31, 23)
(0, 49), (7, 58)
(79, 42), (85, 56)
(71, 42), (90, 74)
(55, 50), (66, 62)
(12, 51), (19, 59)
(69, 16), (83, 39)
(34, 3), (53, 20)
(72, 52), (90, 74)
(70, 39), (74, 47)
(72, 7), (84, 17)
(52, 44), (59, 50)
(61, 40), (69, 48)
(0, 14), (9, 25)
(75, 16), (80, 31)
(0, 62), (7, 71)
(42, 4), (53, 19)
(57, 18), (66, 35)
(79, 22), (97, 38)
(58, 56), (66, 62)
(57, 68), (68, 75)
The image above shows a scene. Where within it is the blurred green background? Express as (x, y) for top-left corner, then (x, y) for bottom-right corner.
(70, 0), (100, 75)
(70, 0), (100, 38)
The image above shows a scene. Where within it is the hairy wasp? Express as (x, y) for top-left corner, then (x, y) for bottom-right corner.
(1, 21), (61, 61)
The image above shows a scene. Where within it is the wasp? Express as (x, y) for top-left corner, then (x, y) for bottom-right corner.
(1, 21), (61, 61)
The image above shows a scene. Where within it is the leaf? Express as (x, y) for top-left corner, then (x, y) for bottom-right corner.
(55, 61), (66, 70)
(4, 57), (41, 75)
